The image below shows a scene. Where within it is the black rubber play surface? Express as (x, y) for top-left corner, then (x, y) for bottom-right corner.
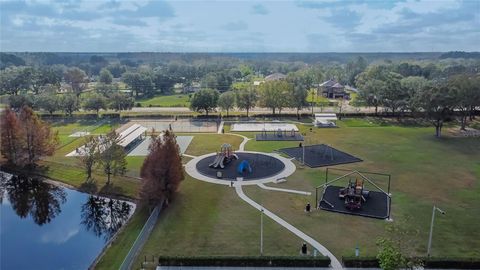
(196, 152), (285, 181)
(278, 144), (362, 168)
(319, 186), (390, 219)
(255, 133), (304, 141)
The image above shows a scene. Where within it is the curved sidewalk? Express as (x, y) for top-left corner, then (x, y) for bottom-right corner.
(235, 185), (343, 269)
(257, 183), (311, 196)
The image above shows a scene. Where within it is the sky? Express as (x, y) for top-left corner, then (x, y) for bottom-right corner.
(0, 0), (479, 52)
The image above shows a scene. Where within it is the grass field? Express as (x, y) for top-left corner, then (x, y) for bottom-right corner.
(131, 117), (480, 269)
(96, 207), (150, 270)
(138, 94), (190, 107)
(24, 117), (479, 270)
(49, 119), (118, 146)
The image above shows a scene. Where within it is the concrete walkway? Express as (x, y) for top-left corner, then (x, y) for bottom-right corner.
(257, 183), (311, 196)
(235, 184), (343, 269)
(183, 153), (197, 159)
(217, 121), (225, 134)
(231, 133), (250, 151)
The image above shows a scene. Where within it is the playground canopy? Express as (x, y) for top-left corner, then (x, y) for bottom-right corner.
(118, 124), (147, 148)
(314, 113), (338, 127)
(316, 168), (392, 219)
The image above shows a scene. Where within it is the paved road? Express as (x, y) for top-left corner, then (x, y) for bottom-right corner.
(129, 104), (380, 115)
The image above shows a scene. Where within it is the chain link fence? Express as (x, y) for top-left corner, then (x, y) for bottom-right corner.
(119, 202), (163, 270)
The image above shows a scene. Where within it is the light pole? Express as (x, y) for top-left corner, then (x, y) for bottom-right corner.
(311, 89), (315, 117)
(260, 208), (264, 256)
(427, 205), (446, 257)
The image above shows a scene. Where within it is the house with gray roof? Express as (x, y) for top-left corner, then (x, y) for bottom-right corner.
(318, 79), (350, 99)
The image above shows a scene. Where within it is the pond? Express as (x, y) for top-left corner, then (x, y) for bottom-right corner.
(0, 172), (134, 270)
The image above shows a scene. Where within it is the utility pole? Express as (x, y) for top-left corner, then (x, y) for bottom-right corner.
(427, 205), (446, 257)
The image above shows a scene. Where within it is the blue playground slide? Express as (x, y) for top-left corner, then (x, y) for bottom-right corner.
(237, 160), (252, 175)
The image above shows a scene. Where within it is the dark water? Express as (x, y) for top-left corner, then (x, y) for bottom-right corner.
(0, 173), (134, 270)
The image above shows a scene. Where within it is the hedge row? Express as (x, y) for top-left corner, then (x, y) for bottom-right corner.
(157, 256), (331, 267)
(424, 258), (480, 269)
(342, 256), (379, 267)
(39, 112), (120, 119)
(342, 256), (480, 269)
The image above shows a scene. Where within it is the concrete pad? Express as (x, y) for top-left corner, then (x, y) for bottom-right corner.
(127, 136), (193, 156)
(231, 122), (299, 132)
(130, 119), (218, 133)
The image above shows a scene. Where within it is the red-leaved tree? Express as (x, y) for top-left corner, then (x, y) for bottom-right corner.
(0, 106), (58, 167)
(140, 130), (184, 207)
(0, 107), (24, 165)
(18, 106), (59, 167)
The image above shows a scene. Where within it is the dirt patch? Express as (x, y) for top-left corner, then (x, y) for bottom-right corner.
(445, 127), (480, 138)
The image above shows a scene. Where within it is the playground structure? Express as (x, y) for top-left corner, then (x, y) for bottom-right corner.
(264, 128), (297, 138)
(338, 178), (370, 210)
(256, 128), (304, 141)
(279, 144), (362, 168)
(237, 160), (252, 175)
(316, 168), (392, 219)
(195, 152), (288, 182)
(209, 143), (238, 169)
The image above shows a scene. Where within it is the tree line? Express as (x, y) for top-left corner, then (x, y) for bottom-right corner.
(1, 54), (478, 137)
(355, 64), (480, 137)
(190, 79), (308, 118)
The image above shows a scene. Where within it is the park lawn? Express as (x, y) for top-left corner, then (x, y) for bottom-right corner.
(131, 119), (480, 263)
(125, 154), (194, 179)
(138, 94), (190, 107)
(183, 133), (243, 156)
(95, 207), (150, 270)
(244, 122), (480, 258)
(133, 175), (305, 270)
(50, 119), (118, 146)
(125, 156), (146, 178)
(338, 117), (384, 128)
(37, 160), (140, 199)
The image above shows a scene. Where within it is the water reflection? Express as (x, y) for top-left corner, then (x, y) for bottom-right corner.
(1, 173), (132, 239)
(81, 195), (132, 240)
(0, 172), (135, 270)
(2, 173), (67, 225)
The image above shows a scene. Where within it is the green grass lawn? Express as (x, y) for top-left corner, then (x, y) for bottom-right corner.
(133, 175), (304, 269)
(182, 133), (244, 156)
(29, 117), (479, 269)
(131, 117), (480, 267)
(49, 119), (118, 146)
(138, 94), (190, 107)
(95, 207), (150, 270)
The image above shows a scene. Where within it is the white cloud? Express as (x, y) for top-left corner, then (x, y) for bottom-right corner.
(40, 228), (79, 244)
(0, 0), (477, 52)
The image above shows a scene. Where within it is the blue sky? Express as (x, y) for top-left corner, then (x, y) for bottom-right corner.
(0, 0), (478, 52)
